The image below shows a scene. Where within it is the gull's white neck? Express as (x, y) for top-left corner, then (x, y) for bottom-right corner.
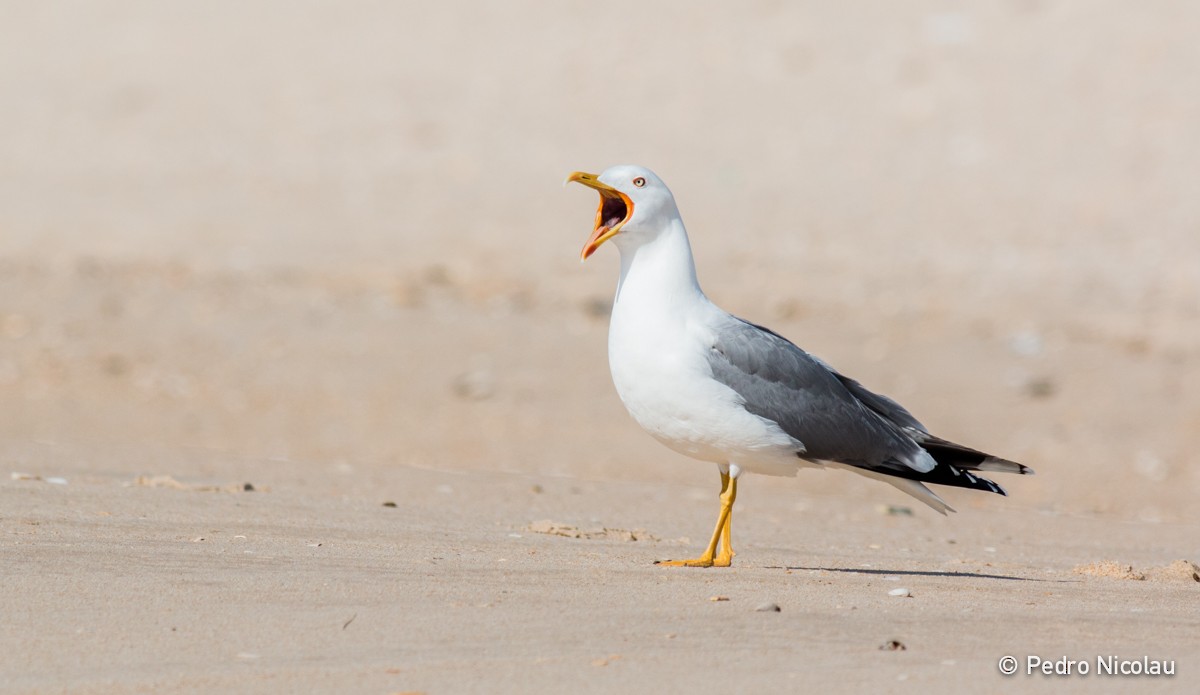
(612, 218), (706, 315)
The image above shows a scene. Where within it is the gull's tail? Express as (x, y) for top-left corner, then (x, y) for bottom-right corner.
(886, 435), (1033, 501)
(836, 436), (1033, 515)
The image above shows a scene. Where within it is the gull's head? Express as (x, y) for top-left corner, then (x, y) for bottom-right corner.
(566, 164), (680, 261)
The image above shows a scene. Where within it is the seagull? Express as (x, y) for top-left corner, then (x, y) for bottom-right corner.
(566, 164), (1033, 568)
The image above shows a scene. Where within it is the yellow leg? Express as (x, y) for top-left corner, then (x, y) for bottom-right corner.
(657, 472), (737, 568)
(715, 473), (735, 567)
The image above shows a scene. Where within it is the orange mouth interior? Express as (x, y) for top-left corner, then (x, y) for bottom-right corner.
(581, 188), (633, 260)
(594, 189), (630, 232)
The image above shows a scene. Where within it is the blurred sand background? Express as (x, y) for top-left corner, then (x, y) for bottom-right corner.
(2, 2), (1198, 693)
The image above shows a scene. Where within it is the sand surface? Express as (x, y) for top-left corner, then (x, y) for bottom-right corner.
(2, 2), (1198, 693)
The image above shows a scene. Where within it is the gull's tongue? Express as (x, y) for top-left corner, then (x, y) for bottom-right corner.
(605, 216), (622, 228)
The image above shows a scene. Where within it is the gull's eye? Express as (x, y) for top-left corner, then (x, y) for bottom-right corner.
(632, 177), (646, 188)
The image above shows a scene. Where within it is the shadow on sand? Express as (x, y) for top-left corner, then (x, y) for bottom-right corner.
(769, 566), (1072, 583)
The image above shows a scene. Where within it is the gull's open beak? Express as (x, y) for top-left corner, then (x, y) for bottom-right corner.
(566, 171), (633, 261)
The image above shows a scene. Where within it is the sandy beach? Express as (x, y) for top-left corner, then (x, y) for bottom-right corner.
(2, 2), (1198, 693)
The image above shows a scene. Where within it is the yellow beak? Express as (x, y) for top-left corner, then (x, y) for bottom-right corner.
(566, 171), (633, 261)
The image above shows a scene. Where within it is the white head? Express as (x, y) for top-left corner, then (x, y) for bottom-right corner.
(566, 165), (681, 261)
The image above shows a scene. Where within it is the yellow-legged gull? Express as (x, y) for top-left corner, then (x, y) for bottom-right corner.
(567, 164), (1032, 568)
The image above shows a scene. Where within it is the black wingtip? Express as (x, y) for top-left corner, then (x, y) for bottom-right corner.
(872, 458), (1011, 497)
(956, 467), (1008, 496)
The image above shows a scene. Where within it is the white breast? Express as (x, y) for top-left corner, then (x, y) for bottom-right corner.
(601, 220), (803, 475)
(607, 296), (802, 473)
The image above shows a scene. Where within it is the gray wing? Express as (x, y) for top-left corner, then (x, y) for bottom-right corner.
(819, 360), (928, 435)
(705, 318), (932, 474)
